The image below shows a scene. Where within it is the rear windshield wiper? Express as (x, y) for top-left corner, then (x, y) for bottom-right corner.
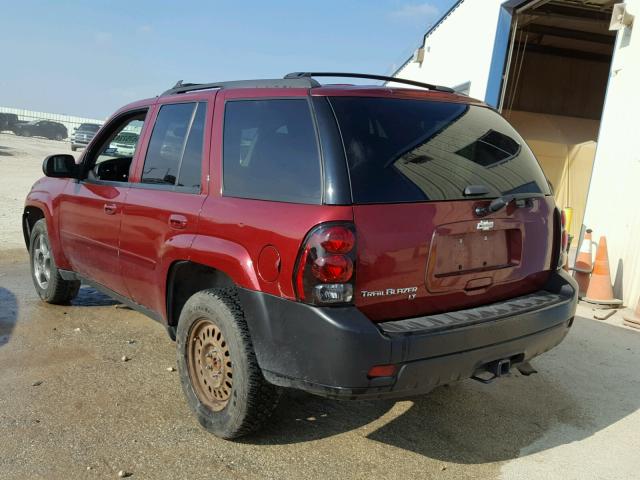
(475, 192), (546, 217)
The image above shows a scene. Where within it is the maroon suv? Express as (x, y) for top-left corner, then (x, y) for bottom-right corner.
(23, 72), (577, 438)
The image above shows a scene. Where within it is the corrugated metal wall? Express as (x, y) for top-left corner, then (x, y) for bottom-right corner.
(583, 0), (640, 308)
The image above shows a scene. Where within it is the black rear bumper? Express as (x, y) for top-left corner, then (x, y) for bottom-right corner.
(238, 270), (577, 400)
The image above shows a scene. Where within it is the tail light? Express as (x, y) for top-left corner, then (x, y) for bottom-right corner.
(557, 208), (568, 269)
(294, 223), (356, 305)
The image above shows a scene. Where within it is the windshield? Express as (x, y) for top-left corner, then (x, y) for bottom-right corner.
(329, 97), (551, 204)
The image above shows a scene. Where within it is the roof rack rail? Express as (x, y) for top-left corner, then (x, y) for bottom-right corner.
(161, 77), (320, 96)
(284, 72), (455, 93)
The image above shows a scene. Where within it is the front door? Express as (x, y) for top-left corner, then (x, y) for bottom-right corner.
(58, 109), (150, 295)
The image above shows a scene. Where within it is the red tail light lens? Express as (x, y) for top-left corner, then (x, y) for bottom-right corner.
(560, 210), (569, 251)
(368, 364), (397, 378)
(312, 255), (354, 282)
(318, 226), (355, 254)
(557, 208), (568, 270)
(294, 223), (356, 305)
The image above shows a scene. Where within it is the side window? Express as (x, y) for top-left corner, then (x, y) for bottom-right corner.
(177, 103), (206, 188)
(223, 99), (321, 204)
(141, 102), (206, 189)
(85, 111), (146, 183)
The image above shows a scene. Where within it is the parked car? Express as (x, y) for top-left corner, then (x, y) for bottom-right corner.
(0, 113), (20, 133)
(70, 123), (101, 151)
(103, 131), (139, 157)
(15, 120), (68, 140)
(22, 72), (577, 439)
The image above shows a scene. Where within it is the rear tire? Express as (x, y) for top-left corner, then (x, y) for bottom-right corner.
(176, 289), (280, 439)
(29, 219), (80, 304)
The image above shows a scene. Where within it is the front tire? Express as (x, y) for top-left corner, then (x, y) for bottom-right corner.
(176, 289), (280, 439)
(29, 219), (80, 304)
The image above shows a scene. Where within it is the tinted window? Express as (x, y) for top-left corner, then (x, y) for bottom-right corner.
(329, 97), (550, 203)
(177, 103), (206, 188)
(142, 102), (201, 187)
(456, 129), (520, 167)
(223, 99), (321, 204)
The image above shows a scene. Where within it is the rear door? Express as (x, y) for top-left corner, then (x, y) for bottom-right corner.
(328, 96), (556, 321)
(119, 96), (211, 315)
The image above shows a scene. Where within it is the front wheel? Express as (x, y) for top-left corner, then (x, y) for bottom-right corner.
(29, 219), (80, 304)
(176, 289), (280, 439)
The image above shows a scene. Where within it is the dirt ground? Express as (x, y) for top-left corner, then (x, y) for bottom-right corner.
(1, 133), (640, 479)
(0, 133), (80, 250)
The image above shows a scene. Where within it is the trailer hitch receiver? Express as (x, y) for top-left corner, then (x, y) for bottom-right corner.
(471, 358), (512, 384)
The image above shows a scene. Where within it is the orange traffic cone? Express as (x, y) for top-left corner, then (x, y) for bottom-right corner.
(583, 236), (622, 307)
(573, 229), (593, 298)
(623, 297), (640, 329)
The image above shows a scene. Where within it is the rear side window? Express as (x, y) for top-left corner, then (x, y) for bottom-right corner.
(142, 102), (206, 189)
(223, 99), (321, 204)
(329, 97), (550, 203)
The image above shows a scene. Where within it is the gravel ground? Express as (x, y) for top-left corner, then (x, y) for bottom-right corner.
(1, 134), (639, 479)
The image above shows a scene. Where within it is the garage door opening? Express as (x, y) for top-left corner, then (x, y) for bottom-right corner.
(499, 0), (615, 239)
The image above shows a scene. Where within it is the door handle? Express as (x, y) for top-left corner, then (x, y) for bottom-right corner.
(103, 203), (117, 215)
(169, 214), (188, 230)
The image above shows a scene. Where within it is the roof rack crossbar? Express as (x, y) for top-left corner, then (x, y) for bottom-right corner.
(284, 72), (455, 93)
(161, 77), (320, 96)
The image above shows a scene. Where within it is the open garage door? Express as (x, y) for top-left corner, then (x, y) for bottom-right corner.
(498, 0), (616, 240)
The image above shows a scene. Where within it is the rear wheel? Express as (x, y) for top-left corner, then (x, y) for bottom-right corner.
(176, 289), (280, 439)
(29, 219), (80, 304)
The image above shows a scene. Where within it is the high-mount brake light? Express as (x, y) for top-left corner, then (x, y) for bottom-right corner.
(294, 223), (356, 305)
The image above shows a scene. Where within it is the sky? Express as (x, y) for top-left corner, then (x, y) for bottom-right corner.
(0, 0), (456, 119)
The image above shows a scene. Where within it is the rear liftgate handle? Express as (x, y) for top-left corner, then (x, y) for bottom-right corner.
(169, 214), (188, 230)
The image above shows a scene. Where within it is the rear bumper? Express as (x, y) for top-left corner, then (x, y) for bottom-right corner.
(239, 270), (577, 400)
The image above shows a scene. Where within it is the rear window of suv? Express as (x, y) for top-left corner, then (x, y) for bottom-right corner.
(223, 99), (321, 204)
(329, 97), (551, 204)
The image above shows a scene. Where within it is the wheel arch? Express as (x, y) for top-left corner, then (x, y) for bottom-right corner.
(22, 204), (46, 249)
(165, 260), (238, 339)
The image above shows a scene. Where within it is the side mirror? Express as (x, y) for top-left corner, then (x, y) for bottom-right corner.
(42, 154), (78, 178)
